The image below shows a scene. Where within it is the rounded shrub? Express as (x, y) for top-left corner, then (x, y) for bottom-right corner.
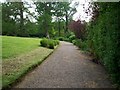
(72, 40), (77, 45)
(40, 38), (60, 49)
(54, 40), (59, 45)
(75, 39), (82, 48)
(58, 37), (64, 41)
(69, 35), (76, 42)
(53, 40), (57, 46)
(40, 38), (48, 47)
(56, 40), (60, 45)
(48, 41), (54, 49)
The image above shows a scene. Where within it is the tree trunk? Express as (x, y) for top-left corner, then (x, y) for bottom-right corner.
(58, 18), (61, 36)
(19, 2), (24, 36)
(65, 10), (68, 33)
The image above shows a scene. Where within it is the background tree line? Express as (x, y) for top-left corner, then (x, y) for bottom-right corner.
(2, 1), (77, 38)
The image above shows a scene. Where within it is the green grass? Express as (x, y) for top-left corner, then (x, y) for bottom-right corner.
(2, 36), (54, 88)
(2, 36), (41, 59)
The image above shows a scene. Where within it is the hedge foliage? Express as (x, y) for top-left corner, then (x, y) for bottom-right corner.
(87, 3), (120, 86)
(40, 38), (59, 49)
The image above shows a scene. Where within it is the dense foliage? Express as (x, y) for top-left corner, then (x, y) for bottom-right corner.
(69, 2), (120, 87)
(2, 2), (76, 38)
(40, 38), (59, 49)
(68, 20), (86, 39)
(87, 2), (120, 86)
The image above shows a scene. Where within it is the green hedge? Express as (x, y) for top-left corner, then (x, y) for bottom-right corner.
(40, 38), (59, 49)
(72, 39), (88, 51)
(87, 3), (120, 86)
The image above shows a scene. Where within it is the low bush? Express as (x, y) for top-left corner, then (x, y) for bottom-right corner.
(40, 38), (48, 47)
(58, 37), (64, 41)
(63, 38), (69, 42)
(40, 38), (59, 49)
(54, 40), (59, 45)
(72, 39), (88, 51)
(69, 35), (76, 42)
(72, 40), (76, 45)
(48, 40), (54, 49)
(74, 39), (82, 48)
(57, 37), (69, 42)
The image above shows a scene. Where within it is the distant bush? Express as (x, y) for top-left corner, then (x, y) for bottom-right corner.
(57, 37), (70, 42)
(63, 38), (69, 42)
(69, 35), (76, 42)
(40, 38), (48, 47)
(58, 37), (64, 41)
(72, 40), (77, 45)
(48, 40), (54, 49)
(40, 38), (59, 49)
(74, 39), (81, 48)
(54, 40), (59, 45)
(72, 39), (88, 51)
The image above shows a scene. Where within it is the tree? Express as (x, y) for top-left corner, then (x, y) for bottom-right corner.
(35, 2), (54, 38)
(53, 2), (65, 36)
(68, 20), (85, 40)
(53, 2), (77, 36)
(2, 2), (29, 36)
(2, 2), (18, 36)
(62, 2), (77, 33)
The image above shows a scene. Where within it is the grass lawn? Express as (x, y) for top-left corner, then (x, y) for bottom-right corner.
(2, 36), (41, 59)
(2, 36), (54, 88)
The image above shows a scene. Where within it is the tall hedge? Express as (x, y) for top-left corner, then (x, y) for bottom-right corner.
(87, 2), (120, 85)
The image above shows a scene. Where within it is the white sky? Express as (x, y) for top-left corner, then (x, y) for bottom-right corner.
(0, 0), (93, 22)
(71, 0), (92, 22)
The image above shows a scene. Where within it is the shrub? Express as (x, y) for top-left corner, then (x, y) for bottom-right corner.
(48, 41), (54, 49)
(56, 40), (60, 45)
(63, 38), (69, 42)
(40, 38), (59, 49)
(72, 40), (76, 45)
(72, 39), (88, 51)
(69, 35), (76, 42)
(74, 39), (82, 48)
(40, 38), (48, 47)
(58, 37), (64, 41)
(54, 40), (59, 45)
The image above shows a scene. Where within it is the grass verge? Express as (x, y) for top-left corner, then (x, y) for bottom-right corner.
(2, 36), (59, 89)
(2, 47), (54, 89)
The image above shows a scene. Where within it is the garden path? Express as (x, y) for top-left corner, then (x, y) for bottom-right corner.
(14, 41), (113, 88)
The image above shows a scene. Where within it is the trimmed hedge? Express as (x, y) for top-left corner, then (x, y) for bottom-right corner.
(40, 38), (48, 47)
(58, 37), (64, 41)
(40, 38), (59, 49)
(72, 39), (88, 51)
(87, 3), (120, 86)
(71, 3), (120, 87)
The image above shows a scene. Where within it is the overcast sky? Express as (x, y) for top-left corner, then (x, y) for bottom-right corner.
(0, 0), (93, 22)
(71, 0), (92, 22)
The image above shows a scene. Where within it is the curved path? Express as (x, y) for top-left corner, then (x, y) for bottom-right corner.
(14, 41), (113, 88)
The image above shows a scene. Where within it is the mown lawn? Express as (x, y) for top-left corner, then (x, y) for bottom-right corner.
(2, 36), (41, 59)
(2, 36), (54, 88)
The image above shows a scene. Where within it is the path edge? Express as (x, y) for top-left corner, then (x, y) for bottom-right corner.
(2, 45), (60, 90)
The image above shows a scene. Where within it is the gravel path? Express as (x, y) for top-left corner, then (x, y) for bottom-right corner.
(14, 41), (113, 88)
